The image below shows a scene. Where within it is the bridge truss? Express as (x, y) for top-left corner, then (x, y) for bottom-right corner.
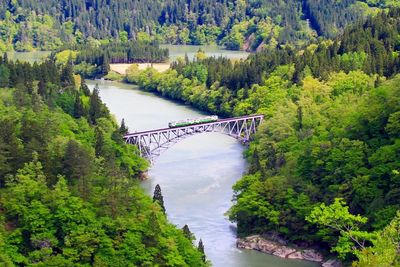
(124, 114), (264, 162)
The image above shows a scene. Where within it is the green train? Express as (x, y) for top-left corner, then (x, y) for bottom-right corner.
(168, 116), (218, 128)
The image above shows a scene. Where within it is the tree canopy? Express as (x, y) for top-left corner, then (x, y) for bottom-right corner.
(0, 57), (207, 266)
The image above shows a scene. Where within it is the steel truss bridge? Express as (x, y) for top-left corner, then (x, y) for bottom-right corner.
(124, 114), (264, 162)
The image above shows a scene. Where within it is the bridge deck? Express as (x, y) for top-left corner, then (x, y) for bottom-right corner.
(123, 114), (264, 137)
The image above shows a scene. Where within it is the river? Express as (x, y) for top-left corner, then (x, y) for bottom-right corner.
(6, 45), (248, 64)
(11, 49), (317, 267)
(87, 80), (319, 267)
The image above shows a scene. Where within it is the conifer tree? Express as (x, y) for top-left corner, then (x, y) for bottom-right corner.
(94, 127), (105, 157)
(119, 118), (128, 134)
(198, 239), (206, 262)
(89, 84), (102, 124)
(38, 79), (46, 97)
(100, 55), (110, 76)
(73, 93), (85, 119)
(60, 57), (75, 88)
(153, 184), (166, 214)
(182, 224), (194, 241)
(80, 78), (90, 96)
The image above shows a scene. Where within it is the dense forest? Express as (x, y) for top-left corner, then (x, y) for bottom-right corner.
(1, 0), (400, 266)
(0, 57), (208, 266)
(1, 0), (399, 52)
(123, 9), (400, 265)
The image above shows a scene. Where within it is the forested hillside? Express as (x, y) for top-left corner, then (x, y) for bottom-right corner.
(125, 9), (400, 265)
(1, 0), (398, 52)
(0, 57), (208, 266)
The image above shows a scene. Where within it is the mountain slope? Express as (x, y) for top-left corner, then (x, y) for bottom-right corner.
(0, 0), (388, 51)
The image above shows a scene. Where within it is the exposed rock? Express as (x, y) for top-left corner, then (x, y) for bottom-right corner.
(273, 247), (296, 258)
(237, 235), (326, 263)
(262, 232), (288, 245)
(287, 251), (304, 260)
(138, 171), (149, 180)
(322, 259), (343, 267)
(302, 249), (324, 262)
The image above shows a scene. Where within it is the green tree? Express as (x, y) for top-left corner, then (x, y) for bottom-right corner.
(73, 94), (85, 119)
(353, 211), (400, 267)
(100, 55), (110, 76)
(306, 198), (371, 259)
(197, 239), (206, 262)
(94, 127), (105, 158)
(80, 78), (90, 96)
(119, 119), (128, 134)
(89, 84), (103, 124)
(182, 224), (194, 241)
(119, 30), (128, 42)
(153, 184), (166, 214)
(60, 58), (75, 88)
(0, 65), (9, 87)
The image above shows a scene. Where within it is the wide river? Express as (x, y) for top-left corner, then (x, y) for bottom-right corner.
(87, 80), (318, 267)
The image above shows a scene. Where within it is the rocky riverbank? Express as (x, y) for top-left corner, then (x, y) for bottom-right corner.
(237, 235), (342, 267)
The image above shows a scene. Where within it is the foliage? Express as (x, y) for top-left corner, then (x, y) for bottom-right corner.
(153, 184), (166, 214)
(353, 211), (400, 267)
(126, 9), (400, 264)
(307, 198), (371, 258)
(0, 57), (207, 266)
(0, 0), (389, 51)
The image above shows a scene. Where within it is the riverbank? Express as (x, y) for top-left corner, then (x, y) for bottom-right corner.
(237, 235), (342, 267)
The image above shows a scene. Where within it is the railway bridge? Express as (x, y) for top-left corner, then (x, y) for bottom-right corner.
(124, 114), (264, 162)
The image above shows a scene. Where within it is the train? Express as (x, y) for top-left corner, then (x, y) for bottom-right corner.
(168, 115), (218, 128)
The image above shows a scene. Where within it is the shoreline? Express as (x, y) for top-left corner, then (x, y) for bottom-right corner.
(237, 235), (342, 267)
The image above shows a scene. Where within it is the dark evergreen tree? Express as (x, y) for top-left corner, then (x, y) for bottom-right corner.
(60, 58), (75, 88)
(37, 79), (46, 98)
(63, 139), (92, 188)
(73, 93), (85, 119)
(94, 127), (105, 158)
(182, 224), (194, 241)
(89, 84), (103, 124)
(198, 239), (206, 262)
(80, 78), (90, 96)
(100, 55), (110, 76)
(119, 118), (128, 134)
(153, 184), (166, 214)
